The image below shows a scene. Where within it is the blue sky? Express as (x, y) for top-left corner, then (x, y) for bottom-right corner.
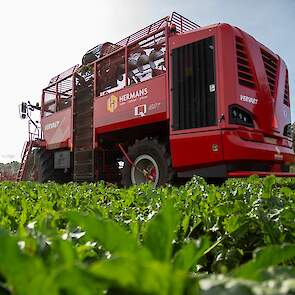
(0, 0), (294, 162)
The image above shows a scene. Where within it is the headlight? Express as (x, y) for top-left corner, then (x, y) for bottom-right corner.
(283, 123), (292, 138)
(229, 105), (254, 127)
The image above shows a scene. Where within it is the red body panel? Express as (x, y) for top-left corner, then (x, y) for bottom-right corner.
(41, 108), (71, 150)
(170, 129), (223, 169)
(168, 25), (223, 169)
(168, 23), (294, 172)
(222, 130), (294, 163)
(93, 75), (167, 134)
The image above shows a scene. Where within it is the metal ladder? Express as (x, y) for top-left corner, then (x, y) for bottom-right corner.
(17, 118), (42, 182)
(16, 140), (33, 181)
(73, 83), (95, 182)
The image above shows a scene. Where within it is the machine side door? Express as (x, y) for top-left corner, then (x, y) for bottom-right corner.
(169, 34), (224, 171)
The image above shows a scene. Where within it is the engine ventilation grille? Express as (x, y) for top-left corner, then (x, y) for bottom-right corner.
(172, 37), (216, 130)
(235, 36), (256, 89)
(260, 49), (278, 97)
(284, 69), (290, 106)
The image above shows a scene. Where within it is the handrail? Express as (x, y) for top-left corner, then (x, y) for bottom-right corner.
(48, 64), (79, 87)
(28, 118), (41, 142)
(170, 12), (200, 33)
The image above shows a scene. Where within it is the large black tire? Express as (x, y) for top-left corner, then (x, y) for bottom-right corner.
(36, 149), (72, 183)
(121, 138), (173, 187)
(36, 149), (55, 183)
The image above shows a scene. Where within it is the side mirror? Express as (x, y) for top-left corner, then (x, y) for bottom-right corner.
(19, 102), (27, 119)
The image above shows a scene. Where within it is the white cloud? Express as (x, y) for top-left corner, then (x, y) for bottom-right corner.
(0, 154), (16, 163)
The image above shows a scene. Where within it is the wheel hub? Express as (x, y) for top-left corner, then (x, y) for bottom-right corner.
(131, 154), (159, 186)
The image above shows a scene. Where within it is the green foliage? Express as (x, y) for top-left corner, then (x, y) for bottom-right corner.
(0, 176), (294, 294)
(144, 200), (180, 262)
(232, 244), (295, 280)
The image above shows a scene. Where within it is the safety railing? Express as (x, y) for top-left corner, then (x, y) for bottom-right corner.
(48, 64), (79, 86)
(28, 119), (41, 142)
(43, 65), (79, 117)
(104, 12), (200, 57)
(170, 12), (200, 33)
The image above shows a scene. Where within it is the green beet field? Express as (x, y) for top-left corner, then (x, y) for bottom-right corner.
(0, 176), (295, 294)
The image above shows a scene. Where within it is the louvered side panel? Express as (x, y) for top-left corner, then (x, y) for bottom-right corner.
(260, 49), (278, 97)
(235, 36), (256, 89)
(284, 69), (290, 106)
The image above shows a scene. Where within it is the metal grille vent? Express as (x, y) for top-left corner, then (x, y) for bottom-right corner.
(284, 70), (290, 106)
(172, 37), (216, 130)
(235, 37), (256, 89)
(260, 49), (278, 97)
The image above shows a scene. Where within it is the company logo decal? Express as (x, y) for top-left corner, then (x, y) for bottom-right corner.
(107, 95), (118, 112)
(240, 95), (258, 105)
(44, 121), (60, 131)
(106, 88), (148, 113)
(119, 88), (148, 103)
(134, 104), (147, 117)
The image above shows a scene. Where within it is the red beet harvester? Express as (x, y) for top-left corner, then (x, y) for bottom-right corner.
(18, 12), (295, 185)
